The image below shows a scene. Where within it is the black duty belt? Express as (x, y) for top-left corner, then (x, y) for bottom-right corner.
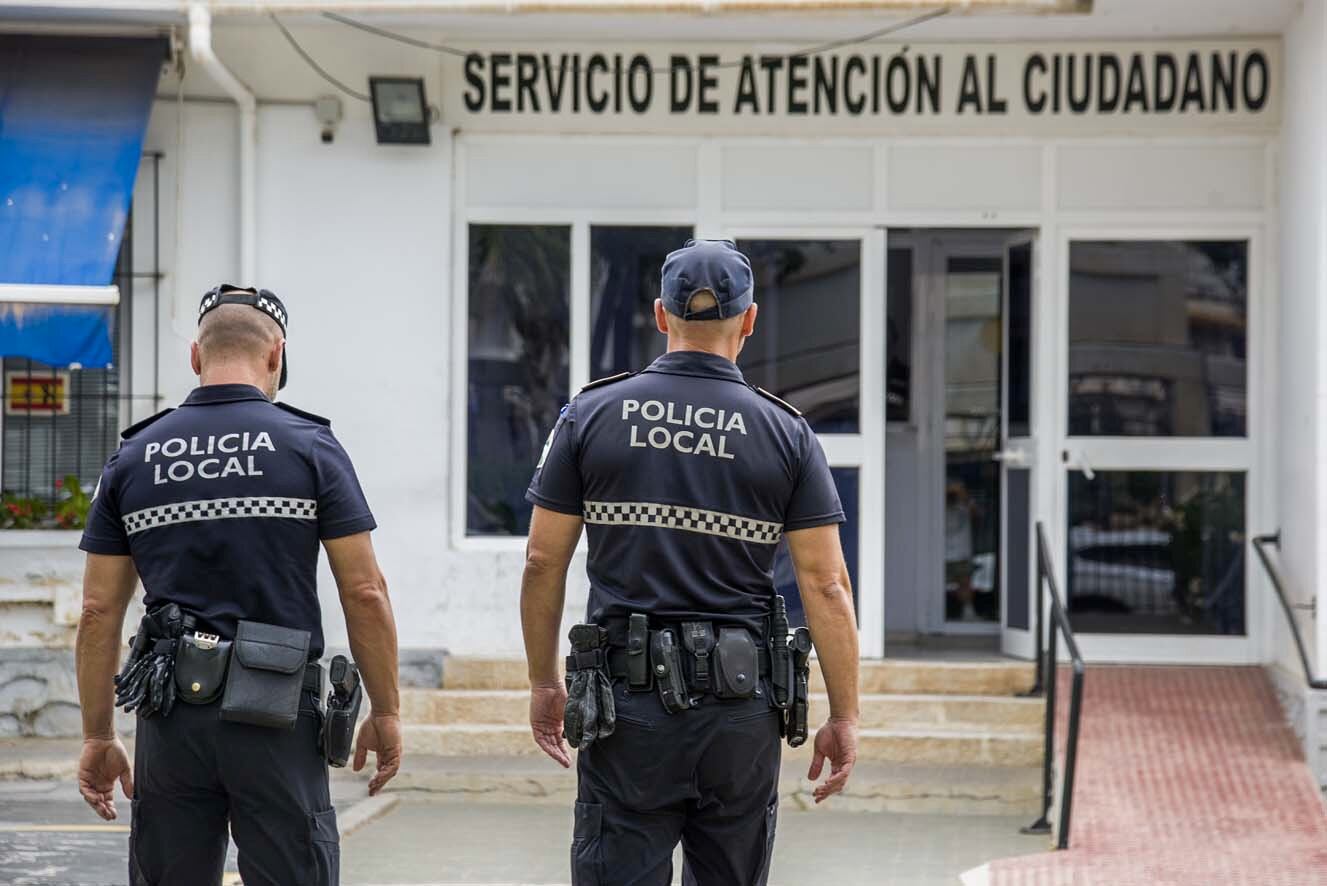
(601, 645), (770, 681)
(570, 617), (771, 693)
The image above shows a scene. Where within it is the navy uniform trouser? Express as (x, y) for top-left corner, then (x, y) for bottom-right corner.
(573, 679), (782, 886)
(129, 688), (338, 886)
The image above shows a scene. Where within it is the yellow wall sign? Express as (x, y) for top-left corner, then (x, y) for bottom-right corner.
(5, 371), (71, 416)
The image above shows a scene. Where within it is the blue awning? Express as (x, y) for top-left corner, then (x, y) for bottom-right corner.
(0, 34), (165, 367)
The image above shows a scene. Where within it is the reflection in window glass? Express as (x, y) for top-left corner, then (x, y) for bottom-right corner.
(736, 240), (861, 434)
(1067, 470), (1245, 636)
(887, 247), (912, 424)
(943, 256), (1003, 624)
(772, 468), (859, 627)
(589, 226), (692, 378)
(467, 225), (570, 536)
(1069, 241), (1247, 437)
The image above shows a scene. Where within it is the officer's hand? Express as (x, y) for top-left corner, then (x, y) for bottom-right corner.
(353, 712), (403, 796)
(529, 681), (571, 768)
(807, 716), (857, 804)
(78, 737), (133, 821)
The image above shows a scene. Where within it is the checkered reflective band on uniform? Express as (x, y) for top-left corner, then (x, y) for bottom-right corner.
(582, 501), (783, 545)
(121, 497), (318, 536)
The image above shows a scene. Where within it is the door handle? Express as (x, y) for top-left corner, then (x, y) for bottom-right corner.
(1060, 450), (1095, 481)
(992, 449), (1031, 469)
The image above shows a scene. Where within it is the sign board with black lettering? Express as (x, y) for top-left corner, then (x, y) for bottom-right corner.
(443, 41), (1278, 135)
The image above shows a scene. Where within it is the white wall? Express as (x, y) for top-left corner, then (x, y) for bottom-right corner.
(1276, 0), (1327, 680)
(129, 22), (586, 655)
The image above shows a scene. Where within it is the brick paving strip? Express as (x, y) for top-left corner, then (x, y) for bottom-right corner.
(965, 666), (1327, 886)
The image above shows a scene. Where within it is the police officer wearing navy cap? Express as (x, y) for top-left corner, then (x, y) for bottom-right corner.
(74, 285), (402, 885)
(521, 240), (861, 884)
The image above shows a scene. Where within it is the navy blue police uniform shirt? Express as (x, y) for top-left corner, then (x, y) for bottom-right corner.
(79, 384), (376, 658)
(526, 350), (844, 633)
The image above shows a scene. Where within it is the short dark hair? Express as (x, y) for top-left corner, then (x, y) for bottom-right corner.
(197, 302), (282, 363)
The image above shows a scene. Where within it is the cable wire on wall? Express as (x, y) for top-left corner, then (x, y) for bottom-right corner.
(271, 13), (372, 102)
(322, 7), (949, 75)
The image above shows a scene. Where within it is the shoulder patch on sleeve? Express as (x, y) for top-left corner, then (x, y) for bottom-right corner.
(120, 408), (174, 440)
(755, 386), (801, 417)
(275, 401), (332, 426)
(579, 371), (633, 393)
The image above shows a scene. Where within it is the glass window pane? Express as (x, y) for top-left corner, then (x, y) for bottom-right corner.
(1068, 241), (1248, 437)
(943, 256), (1003, 624)
(467, 224), (570, 536)
(1007, 241), (1033, 437)
(736, 239), (861, 434)
(589, 226), (692, 379)
(1067, 470), (1246, 636)
(887, 246), (912, 424)
(771, 467), (859, 627)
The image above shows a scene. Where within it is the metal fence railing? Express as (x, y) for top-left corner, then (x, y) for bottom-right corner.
(1252, 532), (1327, 691)
(1022, 521), (1087, 850)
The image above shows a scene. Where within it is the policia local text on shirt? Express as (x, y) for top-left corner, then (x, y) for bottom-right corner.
(74, 286), (402, 886)
(521, 240), (861, 886)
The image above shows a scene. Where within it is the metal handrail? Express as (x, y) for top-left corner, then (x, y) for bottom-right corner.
(1252, 532), (1327, 690)
(1021, 521), (1087, 850)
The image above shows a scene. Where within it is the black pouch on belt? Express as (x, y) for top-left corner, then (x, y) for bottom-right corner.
(220, 620), (311, 729)
(174, 631), (232, 705)
(626, 613), (651, 690)
(712, 627), (759, 699)
(679, 622), (715, 693)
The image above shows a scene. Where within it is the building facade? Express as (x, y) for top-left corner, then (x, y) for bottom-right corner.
(1, 0), (1324, 779)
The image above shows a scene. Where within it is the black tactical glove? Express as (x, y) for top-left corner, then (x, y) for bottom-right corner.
(563, 668), (616, 750)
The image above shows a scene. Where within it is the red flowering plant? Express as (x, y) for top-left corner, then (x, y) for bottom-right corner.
(1, 475), (91, 530)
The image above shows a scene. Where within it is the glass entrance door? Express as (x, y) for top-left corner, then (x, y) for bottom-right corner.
(1058, 235), (1257, 663)
(884, 229), (1040, 652)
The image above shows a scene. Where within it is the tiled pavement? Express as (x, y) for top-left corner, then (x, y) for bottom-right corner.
(980, 666), (1327, 886)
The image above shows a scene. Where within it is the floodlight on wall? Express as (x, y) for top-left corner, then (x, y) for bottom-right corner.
(369, 76), (431, 145)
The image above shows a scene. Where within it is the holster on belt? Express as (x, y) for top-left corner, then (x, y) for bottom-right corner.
(321, 655), (362, 767)
(563, 624), (616, 750)
(786, 627), (813, 748)
(768, 595), (813, 748)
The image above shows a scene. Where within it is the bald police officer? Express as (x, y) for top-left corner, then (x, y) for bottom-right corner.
(521, 240), (861, 885)
(75, 285), (402, 886)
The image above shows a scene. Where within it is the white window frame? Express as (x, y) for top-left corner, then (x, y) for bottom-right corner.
(1052, 222), (1268, 665)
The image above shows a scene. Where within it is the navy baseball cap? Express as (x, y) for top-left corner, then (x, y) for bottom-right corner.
(198, 284), (290, 390)
(660, 239), (755, 320)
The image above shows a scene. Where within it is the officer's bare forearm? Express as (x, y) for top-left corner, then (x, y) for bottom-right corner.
(800, 565), (860, 722)
(521, 558), (569, 686)
(325, 533), (399, 717)
(76, 554), (139, 740)
(342, 579), (400, 717)
(521, 507), (584, 687)
(785, 525), (860, 722)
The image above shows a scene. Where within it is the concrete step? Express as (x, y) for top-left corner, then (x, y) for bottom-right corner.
(402, 723), (1040, 767)
(811, 660), (1037, 697)
(401, 688), (1043, 733)
(443, 656), (1037, 697)
(346, 754), (1042, 817)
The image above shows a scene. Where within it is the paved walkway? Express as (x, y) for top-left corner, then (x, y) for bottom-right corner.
(973, 666), (1327, 886)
